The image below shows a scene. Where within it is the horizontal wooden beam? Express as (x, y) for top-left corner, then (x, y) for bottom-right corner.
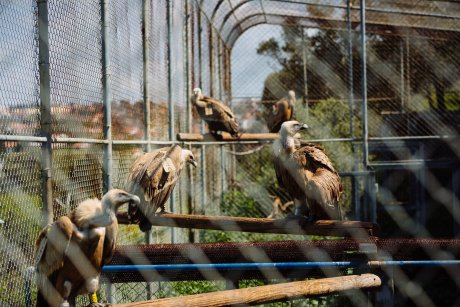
(117, 213), (379, 237)
(177, 132), (279, 142)
(114, 273), (381, 307)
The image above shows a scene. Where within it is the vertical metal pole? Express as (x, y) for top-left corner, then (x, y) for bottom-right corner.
(359, 0), (370, 220)
(453, 167), (460, 237)
(347, 0), (360, 219)
(101, 0), (115, 300)
(37, 0), (53, 225)
(142, 0), (154, 299)
(220, 145), (225, 210)
(185, 0), (195, 243)
(399, 39), (405, 111)
(185, 0), (192, 132)
(167, 0), (174, 142)
(405, 36), (411, 109)
(143, 0), (151, 153)
(199, 16), (207, 220)
(359, 0), (368, 168)
(101, 0), (112, 193)
(166, 0), (176, 243)
(301, 27), (308, 114)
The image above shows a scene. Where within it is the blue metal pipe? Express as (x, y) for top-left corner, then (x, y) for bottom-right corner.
(102, 260), (460, 272)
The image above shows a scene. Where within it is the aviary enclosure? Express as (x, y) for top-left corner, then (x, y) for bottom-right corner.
(1, 0), (460, 306)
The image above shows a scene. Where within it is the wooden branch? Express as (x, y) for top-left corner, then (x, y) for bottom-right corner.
(117, 213), (379, 237)
(177, 132), (279, 142)
(114, 273), (381, 307)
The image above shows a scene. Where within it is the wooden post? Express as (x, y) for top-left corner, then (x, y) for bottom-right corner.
(114, 274), (381, 307)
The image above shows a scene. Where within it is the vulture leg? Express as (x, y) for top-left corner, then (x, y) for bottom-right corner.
(86, 292), (108, 307)
(58, 280), (72, 307)
(275, 199), (313, 228)
(294, 198), (310, 217)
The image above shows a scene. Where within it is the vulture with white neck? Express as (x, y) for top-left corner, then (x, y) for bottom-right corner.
(125, 145), (197, 232)
(266, 90), (296, 133)
(272, 121), (343, 221)
(191, 88), (240, 137)
(35, 189), (140, 307)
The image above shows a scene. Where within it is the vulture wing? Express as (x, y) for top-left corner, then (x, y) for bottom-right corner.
(195, 95), (239, 136)
(125, 145), (184, 226)
(294, 144), (343, 219)
(201, 96), (236, 119)
(35, 216), (74, 306)
(296, 143), (338, 174)
(266, 97), (294, 133)
(102, 220), (118, 266)
(35, 216), (73, 278)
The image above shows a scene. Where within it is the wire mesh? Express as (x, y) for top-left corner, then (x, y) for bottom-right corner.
(48, 0), (103, 139)
(148, 0), (170, 141)
(109, 0), (144, 141)
(0, 1), (40, 136)
(0, 0), (459, 306)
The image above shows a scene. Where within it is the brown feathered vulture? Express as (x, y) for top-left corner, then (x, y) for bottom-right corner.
(273, 121), (343, 221)
(266, 90), (296, 133)
(191, 88), (240, 137)
(35, 189), (140, 307)
(125, 145), (197, 232)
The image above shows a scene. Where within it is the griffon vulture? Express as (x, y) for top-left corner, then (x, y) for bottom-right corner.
(191, 88), (240, 137)
(125, 145), (197, 232)
(273, 121), (343, 221)
(266, 90), (296, 133)
(35, 189), (140, 307)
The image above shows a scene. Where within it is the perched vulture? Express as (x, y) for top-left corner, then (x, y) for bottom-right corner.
(191, 88), (240, 137)
(125, 145), (197, 232)
(272, 121), (343, 221)
(35, 189), (140, 307)
(266, 90), (296, 133)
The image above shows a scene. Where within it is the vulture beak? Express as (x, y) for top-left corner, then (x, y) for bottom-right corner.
(128, 194), (141, 208)
(188, 159), (198, 168)
(298, 123), (309, 131)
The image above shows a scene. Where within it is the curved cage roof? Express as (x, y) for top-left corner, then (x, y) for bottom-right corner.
(197, 0), (460, 47)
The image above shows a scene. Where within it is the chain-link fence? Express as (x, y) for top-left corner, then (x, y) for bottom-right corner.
(1, 0), (460, 306)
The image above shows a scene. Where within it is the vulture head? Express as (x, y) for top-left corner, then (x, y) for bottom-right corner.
(278, 121), (309, 154)
(191, 88), (204, 106)
(280, 120), (309, 138)
(182, 149), (198, 168)
(84, 189), (141, 228)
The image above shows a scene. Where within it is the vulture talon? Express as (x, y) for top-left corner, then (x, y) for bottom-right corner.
(156, 209), (172, 215)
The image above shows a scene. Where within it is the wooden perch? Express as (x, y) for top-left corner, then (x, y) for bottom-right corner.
(177, 132), (279, 142)
(114, 273), (381, 307)
(117, 213), (379, 237)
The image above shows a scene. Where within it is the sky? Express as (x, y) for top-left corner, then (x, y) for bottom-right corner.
(231, 24), (282, 100)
